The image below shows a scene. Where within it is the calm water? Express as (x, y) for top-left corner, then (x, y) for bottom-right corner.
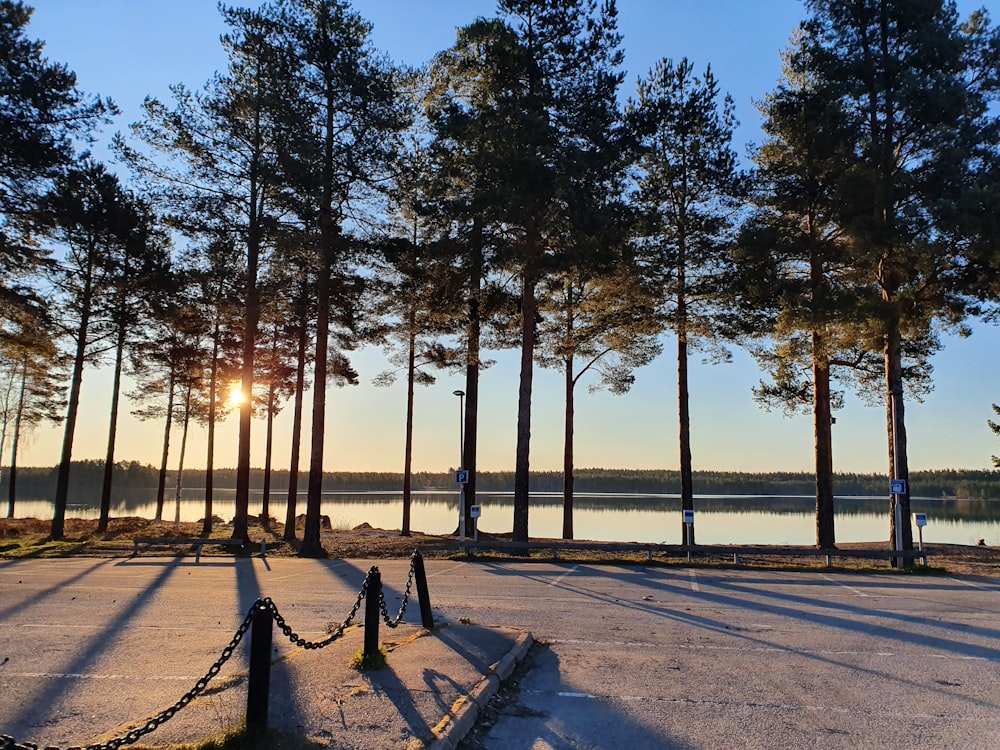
(10, 490), (1000, 546)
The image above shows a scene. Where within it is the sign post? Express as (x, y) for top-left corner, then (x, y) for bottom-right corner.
(683, 509), (695, 562)
(470, 504), (481, 543)
(914, 512), (927, 556)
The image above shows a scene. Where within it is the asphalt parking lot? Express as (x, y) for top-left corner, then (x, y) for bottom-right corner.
(2, 557), (999, 749)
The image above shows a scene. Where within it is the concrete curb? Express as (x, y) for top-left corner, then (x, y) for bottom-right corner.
(427, 631), (534, 750)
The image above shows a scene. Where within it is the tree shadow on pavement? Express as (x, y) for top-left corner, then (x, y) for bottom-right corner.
(1, 560), (182, 747)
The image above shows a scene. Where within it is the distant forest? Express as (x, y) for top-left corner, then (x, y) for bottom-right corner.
(5, 460), (1000, 500)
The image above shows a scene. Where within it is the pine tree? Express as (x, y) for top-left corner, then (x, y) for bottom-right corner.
(97, 197), (170, 532)
(424, 25), (521, 529)
(269, 0), (409, 557)
(627, 58), (745, 543)
(181, 238), (244, 535)
(43, 163), (140, 540)
(0, 316), (64, 518)
(372, 233), (459, 536)
(738, 42), (865, 548)
(479, 0), (626, 542)
(793, 0), (1000, 560)
(0, 1), (114, 336)
(120, 5), (293, 544)
(536, 263), (660, 539)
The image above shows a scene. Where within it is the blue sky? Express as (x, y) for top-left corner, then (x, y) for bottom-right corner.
(19, 0), (1000, 475)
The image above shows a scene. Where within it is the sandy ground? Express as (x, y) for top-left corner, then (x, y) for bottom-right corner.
(3, 516), (1000, 576)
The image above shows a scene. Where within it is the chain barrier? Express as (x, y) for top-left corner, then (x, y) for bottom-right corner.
(377, 555), (417, 628)
(268, 573), (369, 649)
(72, 601), (259, 750)
(3, 564), (399, 750)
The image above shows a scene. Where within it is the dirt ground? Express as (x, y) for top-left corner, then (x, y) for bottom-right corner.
(2, 516), (1000, 576)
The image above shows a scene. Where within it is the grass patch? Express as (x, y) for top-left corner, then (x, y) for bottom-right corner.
(351, 646), (388, 671)
(0, 537), (94, 559)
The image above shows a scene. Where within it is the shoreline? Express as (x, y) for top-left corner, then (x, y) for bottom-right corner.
(3, 516), (1000, 577)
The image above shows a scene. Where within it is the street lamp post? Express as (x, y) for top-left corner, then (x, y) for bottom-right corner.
(453, 390), (466, 543)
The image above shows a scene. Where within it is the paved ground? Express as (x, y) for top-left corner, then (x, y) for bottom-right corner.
(3, 556), (1000, 749)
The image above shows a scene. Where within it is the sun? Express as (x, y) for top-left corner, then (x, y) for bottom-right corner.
(228, 387), (245, 407)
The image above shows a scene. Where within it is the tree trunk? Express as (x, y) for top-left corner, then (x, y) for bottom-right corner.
(562, 355), (575, 540)
(462, 218), (484, 527)
(401, 317), (416, 536)
(52, 255), (94, 541)
(677, 293), (694, 546)
(813, 338), (835, 548)
(203, 323), (220, 536)
(232, 225), (261, 544)
(261, 381), (275, 532)
(232, 184), (263, 544)
(513, 264), (537, 543)
(284, 300), (308, 542)
(7, 362), (26, 518)
(0, 370), (12, 505)
(99, 324), (127, 532)
(886, 324), (913, 563)
(173, 385), (192, 532)
(154, 369), (175, 522)
(301, 221), (336, 559)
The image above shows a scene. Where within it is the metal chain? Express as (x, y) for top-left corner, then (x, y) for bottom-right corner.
(268, 574), (369, 649)
(3, 564), (404, 750)
(378, 556), (416, 628)
(77, 600), (260, 750)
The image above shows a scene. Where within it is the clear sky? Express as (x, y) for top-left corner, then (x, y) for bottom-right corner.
(17, 0), (1000, 476)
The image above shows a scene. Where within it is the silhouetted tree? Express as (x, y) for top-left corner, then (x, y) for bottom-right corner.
(793, 0), (1000, 559)
(627, 57), (745, 543)
(44, 163), (140, 540)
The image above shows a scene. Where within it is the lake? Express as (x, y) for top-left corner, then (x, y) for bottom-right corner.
(10, 490), (1000, 546)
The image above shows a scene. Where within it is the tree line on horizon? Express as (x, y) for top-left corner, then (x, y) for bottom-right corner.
(6, 460), (1000, 502)
(2, 0), (1000, 555)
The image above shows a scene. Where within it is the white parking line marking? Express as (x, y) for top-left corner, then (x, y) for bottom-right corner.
(822, 574), (870, 596)
(550, 565), (580, 586)
(949, 577), (1000, 591)
(425, 562), (466, 578)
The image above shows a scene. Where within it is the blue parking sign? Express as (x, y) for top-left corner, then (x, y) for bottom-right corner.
(890, 479), (907, 495)
(456, 470), (469, 484)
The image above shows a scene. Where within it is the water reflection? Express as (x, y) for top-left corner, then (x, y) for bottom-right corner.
(10, 491), (1000, 546)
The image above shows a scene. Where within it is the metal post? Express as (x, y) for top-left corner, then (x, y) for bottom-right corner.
(246, 601), (273, 735)
(455, 390), (465, 467)
(364, 567), (381, 661)
(459, 484), (466, 545)
(412, 550), (435, 629)
(454, 390), (466, 544)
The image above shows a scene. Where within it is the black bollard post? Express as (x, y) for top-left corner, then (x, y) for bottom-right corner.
(412, 550), (434, 629)
(363, 567), (381, 661)
(246, 601), (273, 736)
